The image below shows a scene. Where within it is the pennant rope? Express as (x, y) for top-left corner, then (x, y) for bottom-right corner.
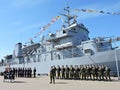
(34, 16), (60, 39)
(74, 9), (120, 15)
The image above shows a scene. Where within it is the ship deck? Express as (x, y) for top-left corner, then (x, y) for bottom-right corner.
(0, 76), (120, 90)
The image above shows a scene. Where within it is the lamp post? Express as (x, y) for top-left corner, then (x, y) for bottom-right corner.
(114, 42), (120, 80)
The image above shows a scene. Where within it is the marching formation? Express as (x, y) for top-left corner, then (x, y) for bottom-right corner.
(50, 64), (111, 84)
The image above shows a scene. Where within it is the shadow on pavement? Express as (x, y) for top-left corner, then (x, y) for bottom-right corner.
(55, 82), (68, 84)
(13, 81), (26, 83)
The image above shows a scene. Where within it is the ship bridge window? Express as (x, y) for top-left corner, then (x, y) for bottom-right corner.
(58, 54), (61, 60)
(63, 30), (66, 33)
(84, 49), (92, 55)
(38, 50), (40, 53)
(71, 28), (76, 31)
(100, 43), (103, 46)
(74, 28), (76, 31)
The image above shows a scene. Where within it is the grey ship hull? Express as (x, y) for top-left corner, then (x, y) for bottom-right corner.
(0, 49), (120, 75)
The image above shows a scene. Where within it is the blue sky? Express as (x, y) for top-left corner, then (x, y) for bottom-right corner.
(0, 0), (120, 60)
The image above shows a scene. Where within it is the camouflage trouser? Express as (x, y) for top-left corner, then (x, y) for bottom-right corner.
(95, 73), (98, 80)
(92, 73), (96, 80)
(81, 72), (86, 80)
(86, 72), (89, 79)
(70, 72), (74, 79)
(86, 72), (91, 80)
(75, 72), (79, 80)
(50, 75), (55, 83)
(101, 73), (105, 80)
(79, 72), (81, 79)
(57, 72), (60, 79)
(61, 72), (65, 79)
(105, 73), (111, 81)
(98, 73), (103, 80)
(65, 72), (69, 79)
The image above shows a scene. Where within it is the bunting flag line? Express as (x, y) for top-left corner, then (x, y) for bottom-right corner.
(27, 16), (60, 43)
(74, 9), (120, 15)
(34, 16), (60, 39)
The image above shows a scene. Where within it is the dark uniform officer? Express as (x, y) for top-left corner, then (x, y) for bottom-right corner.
(24, 68), (27, 77)
(3, 68), (9, 82)
(50, 66), (55, 84)
(33, 67), (36, 78)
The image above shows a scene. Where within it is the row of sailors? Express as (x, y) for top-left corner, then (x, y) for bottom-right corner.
(51, 64), (111, 81)
(3, 67), (36, 78)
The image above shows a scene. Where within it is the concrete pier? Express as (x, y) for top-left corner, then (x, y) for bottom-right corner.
(0, 76), (120, 90)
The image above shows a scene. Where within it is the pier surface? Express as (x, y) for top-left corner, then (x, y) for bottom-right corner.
(0, 76), (120, 90)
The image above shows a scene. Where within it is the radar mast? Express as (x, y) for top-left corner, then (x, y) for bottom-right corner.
(61, 5), (77, 27)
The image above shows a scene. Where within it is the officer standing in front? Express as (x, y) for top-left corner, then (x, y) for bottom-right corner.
(50, 66), (55, 84)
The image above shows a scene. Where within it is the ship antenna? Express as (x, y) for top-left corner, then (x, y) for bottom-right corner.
(60, 4), (77, 27)
(64, 4), (71, 26)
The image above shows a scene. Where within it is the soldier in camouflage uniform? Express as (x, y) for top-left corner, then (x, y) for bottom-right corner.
(74, 65), (77, 79)
(95, 65), (99, 80)
(104, 66), (111, 81)
(74, 65), (80, 80)
(86, 65), (90, 80)
(50, 66), (55, 84)
(81, 65), (86, 80)
(69, 65), (75, 79)
(98, 65), (101, 80)
(65, 65), (70, 79)
(79, 65), (82, 80)
(61, 65), (65, 79)
(101, 65), (105, 80)
(56, 65), (61, 79)
(98, 65), (104, 81)
(89, 65), (93, 80)
(92, 65), (96, 80)
(53, 65), (57, 78)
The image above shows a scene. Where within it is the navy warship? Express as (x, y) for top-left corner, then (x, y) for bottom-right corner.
(0, 6), (120, 75)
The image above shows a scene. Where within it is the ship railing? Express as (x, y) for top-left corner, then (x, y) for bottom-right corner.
(64, 23), (77, 30)
(56, 33), (67, 38)
(46, 36), (56, 42)
(46, 34), (72, 42)
(55, 42), (73, 49)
